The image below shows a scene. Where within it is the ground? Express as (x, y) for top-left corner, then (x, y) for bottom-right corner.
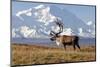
(12, 43), (96, 66)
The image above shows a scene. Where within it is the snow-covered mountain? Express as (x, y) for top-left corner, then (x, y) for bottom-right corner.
(12, 4), (95, 38)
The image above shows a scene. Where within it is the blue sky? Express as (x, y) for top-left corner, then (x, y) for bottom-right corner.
(12, 1), (96, 38)
(12, 1), (96, 22)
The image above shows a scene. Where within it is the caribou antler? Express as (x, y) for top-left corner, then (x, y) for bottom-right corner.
(50, 31), (55, 36)
(50, 18), (63, 36)
(55, 18), (63, 34)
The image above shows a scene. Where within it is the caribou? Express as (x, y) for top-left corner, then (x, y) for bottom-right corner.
(50, 18), (80, 51)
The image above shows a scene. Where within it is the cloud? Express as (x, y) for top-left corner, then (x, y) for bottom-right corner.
(34, 5), (56, 26)
(16, 8), (32, 21)
(19, 26), (36, 38)
(78, 28), (83, 34)
(88, 29), (92, 32)
(78, 27), (95, 38)
(86, 21), (93, 26)
(87, 21), (95, 37)
(61, 28), (74, 35)
(78, 28), (85, 37)
(51, 25), (60, 33)
(78, 20), (95, 38)
(16, 4), (61, 26)
(12, 26), (46, 38)
(34, 4), (44, 9)
(14, 5), (95, 38)
(12, 28), (20, 38)
(12, 28), (16, 37)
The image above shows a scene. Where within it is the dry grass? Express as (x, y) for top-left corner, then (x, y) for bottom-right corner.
(12, 43), (96, 66)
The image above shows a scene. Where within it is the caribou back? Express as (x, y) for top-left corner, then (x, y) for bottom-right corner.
(56, 35), (78, 45)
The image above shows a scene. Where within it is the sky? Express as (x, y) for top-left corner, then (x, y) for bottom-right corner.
(12, 1), (96, 38)
(12, 1), (96, 22)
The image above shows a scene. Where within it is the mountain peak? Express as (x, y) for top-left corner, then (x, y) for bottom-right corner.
(12, 4), (95, 38)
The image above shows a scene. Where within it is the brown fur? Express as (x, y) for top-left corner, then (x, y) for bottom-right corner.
(55, 35), (80, 51)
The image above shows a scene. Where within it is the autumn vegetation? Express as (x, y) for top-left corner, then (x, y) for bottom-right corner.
(12, 43), (96, 66)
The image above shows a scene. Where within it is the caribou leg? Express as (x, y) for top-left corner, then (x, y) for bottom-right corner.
(76, 43), (81, 50)
(63, 44), (66, 51)
(73, 44), (76, 51)
(72, 41), (76, 51)
(75, 36), (81, 51)
(75, 39), (81, 50)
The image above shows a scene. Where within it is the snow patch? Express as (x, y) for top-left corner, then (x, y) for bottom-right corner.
(34, 5), (57, 26)
(16, 8), (32, 21)
(86, 21), (93, 26)
(61, 28), (74, 35)
(19, 26), (36, 38)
